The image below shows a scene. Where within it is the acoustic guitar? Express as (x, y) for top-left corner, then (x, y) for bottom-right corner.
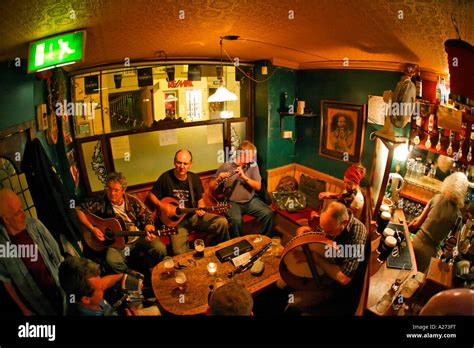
(158, 197), (231, 227)
(82, 212), (177, 252)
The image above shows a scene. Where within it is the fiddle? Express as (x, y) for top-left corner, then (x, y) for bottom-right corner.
(337, 189), (356, 206)
(309, 189), (357, 230)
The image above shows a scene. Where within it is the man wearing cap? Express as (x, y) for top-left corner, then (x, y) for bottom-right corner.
(318, 165), (366, 220)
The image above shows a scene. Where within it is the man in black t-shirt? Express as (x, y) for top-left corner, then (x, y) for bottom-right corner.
(147, 150), (230, 255)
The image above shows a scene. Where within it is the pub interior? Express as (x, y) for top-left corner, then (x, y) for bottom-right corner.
(0, 0), (473, 337)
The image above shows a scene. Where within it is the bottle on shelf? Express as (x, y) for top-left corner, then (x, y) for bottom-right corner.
(441, 216), (462, 263)
(425, 135), (432, 149)
(412, 69), (423, 100)
(436, 76), (442, 104)
(428, 114), (434, 132)
(440, 77), (447, 105)
(436, 128), (443, 152)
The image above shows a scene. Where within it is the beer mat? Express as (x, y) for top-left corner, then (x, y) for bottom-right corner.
(386, 222), (413, 270)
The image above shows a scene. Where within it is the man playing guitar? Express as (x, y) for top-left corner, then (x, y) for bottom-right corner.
(147, 150), (230, 255)
(76, 172), (167, 274)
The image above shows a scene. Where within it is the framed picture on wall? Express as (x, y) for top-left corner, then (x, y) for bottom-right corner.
(320, 100), (366, 164)
(164, 91), (178, 118)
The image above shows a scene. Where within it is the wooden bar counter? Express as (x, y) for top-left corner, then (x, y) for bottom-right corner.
(366, 209), (418, 315)
(151, 235), (281, 315)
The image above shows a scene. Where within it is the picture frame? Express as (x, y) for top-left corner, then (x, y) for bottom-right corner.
(164, 91), (178, 118)
(320, 100), (366, 164)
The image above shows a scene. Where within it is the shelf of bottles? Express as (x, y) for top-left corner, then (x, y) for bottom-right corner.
(409, 100), (474, 167)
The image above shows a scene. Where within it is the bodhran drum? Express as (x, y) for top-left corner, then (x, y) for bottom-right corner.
(279, 232), (338, 290)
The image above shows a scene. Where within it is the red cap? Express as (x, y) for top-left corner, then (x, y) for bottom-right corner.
(344, 165), (364, 185)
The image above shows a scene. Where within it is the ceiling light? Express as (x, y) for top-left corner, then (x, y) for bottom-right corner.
(208, 38), (238, 103)
(209, 85), (238, 102)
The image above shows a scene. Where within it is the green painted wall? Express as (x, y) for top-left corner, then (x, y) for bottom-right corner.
(0, 60), (60, 168)
(295, 69), (402, 182)
(254, 61), (297, 180)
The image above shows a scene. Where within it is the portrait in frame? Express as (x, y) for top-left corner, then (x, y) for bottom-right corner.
(320, 101), (366, 163)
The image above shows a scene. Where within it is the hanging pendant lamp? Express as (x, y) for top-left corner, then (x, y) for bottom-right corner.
(208, 38), (238, 103)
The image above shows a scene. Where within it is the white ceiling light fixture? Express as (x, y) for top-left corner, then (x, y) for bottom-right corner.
(208, 38), (238, 103)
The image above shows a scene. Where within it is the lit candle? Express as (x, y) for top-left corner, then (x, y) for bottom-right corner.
(207, 262), (217, 276)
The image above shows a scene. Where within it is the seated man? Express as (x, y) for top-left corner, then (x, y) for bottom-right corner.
(76, 172), (167, 274)
(209, 141), (274, 238)
(59, 256), (160, 316)
(288, 202), (368, 314)
(0, 188), (64, 315)
(147, 150), (230, 255)
(207, 281), (253, 316)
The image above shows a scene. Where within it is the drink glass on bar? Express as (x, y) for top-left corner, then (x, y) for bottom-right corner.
(377, 236), (397, 263)
(376, 211), (391, 235)
(377, 228), (395, 254)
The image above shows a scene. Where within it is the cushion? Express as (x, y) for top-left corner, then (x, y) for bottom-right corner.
(299, 174), (326, 210)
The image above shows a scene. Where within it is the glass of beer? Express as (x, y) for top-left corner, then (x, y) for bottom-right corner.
(377, 236), (397, 263)
(175, 271), (188, 293)
(271, 236), (283, 257)
(376, 211), (391, 235)
(194, 239), (205, 258)
(377, 228), (395, 254)
(163, 256), (175, 277)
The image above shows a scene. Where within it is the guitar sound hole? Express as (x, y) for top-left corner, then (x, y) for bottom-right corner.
(104, 229), (115, 244)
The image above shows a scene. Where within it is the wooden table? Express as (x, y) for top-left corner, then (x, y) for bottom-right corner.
(366, 209), (418, 315)
(151, 235), (281, 315)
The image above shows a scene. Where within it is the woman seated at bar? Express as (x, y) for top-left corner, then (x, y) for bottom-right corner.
(318, 164), (366, 220)
(408, 172), (469, 272)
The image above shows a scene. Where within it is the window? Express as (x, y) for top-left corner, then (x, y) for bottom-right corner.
(71, 64), (252, 138)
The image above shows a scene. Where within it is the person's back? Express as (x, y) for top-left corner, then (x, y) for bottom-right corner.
(419, 194), (459, 245)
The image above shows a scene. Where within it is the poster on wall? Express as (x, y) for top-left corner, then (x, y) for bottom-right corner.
(164, 91), (178, 118)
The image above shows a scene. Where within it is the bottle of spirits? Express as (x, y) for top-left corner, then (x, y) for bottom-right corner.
(413, 69), (423, 100)
(436, 76), (442, 104)
(441, 216), (462, 262)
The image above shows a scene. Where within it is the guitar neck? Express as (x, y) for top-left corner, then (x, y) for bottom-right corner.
(113, 230), (169, 237)
(180, 206), (217, 214)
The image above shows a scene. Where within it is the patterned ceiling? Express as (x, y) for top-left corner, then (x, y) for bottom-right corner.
(0, 0), (472, 74)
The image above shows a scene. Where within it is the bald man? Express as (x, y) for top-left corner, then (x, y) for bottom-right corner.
(0, 188), (64, 315)
(147, 150), (230, 255)
(288, 202), (368, 313)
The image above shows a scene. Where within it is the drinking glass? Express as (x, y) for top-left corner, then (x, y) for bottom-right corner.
(175, 271), (188, 292)
(163, 256), (175, 276)
(271, 236), (283, 257)
(194, 239), (205, 258)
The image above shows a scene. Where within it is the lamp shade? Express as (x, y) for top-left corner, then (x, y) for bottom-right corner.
(208, 85), (237, 102)
(445, 39), (474, 100)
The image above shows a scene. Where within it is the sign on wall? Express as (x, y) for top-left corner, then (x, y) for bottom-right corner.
(28, 31), (86, 73)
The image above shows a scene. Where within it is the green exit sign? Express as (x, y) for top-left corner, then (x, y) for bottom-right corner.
(28, 31), (86, 73)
